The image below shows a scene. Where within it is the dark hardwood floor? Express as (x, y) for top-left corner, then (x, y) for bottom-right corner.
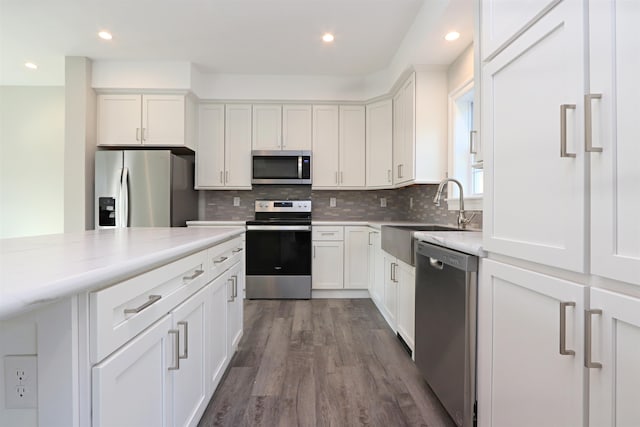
(198, 299), (456, 427)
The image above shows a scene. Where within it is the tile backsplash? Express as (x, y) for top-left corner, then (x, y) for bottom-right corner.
(200, 184), (482, 228)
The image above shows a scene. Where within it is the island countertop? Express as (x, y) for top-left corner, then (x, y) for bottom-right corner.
(0, 227), (244, 320)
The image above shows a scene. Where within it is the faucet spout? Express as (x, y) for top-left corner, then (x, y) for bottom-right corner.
(433, 178), (472, 229)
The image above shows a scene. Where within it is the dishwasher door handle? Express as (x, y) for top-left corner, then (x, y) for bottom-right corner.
(429, 257), (444, 270)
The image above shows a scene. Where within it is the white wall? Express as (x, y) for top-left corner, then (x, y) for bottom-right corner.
(91, 60), (191, 90)
(447, 43), (474, 93)
(64, 57), (97, 232)
(0, 86), (65, 238)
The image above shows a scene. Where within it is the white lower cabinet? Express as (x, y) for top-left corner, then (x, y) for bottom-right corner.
(589, 288), (640, 427)
(367, 229), (383, 304)
(344, 226), (369, 289)
(395, 261), (415, 350)
(478, 259), (586, 427)
(91, 236), (245, 427)
(92, 315), (173, 427)
(312, 240), (344, 289)
(171, 286), (208, 427)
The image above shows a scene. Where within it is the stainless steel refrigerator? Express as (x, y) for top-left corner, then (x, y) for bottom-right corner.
(95, 150), (197, 229)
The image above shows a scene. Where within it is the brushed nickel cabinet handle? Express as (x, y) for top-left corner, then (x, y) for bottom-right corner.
(232, 275), (238, 298)
(397, 164), (401, 179)
(387, 169), (391, 183)
(124, 295), (161, 314)
(168, 329), (180, 370)
(559, 302), (576, 356)
(220, 171), (224, 184)
(213, 256), (228, 264)
(585, 309), (603, 368)
(585, 93), (603, 152)
(340, 171), (344, 184)
(335, 171), (338, 184)
(232, 247), (243, 253)
(177, 321), (188, 360)
(560, 104), (577, 158)
(183, 269), (204, 281)
(136, 128), (140, 141)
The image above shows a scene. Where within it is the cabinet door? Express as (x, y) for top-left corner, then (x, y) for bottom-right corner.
(480, 0), (559, 60)
(339, 105), (366, 187)
(282, 104), (312, 150)
(206, 272), (229, 396)
(344, 226), (369, 289)
(196, 104), (225, 188)
(312, 241), (344, 289)
(312, 105), (340, 188)
(482, 1), (586, 273)
(589, 0), (640, 286)
(252, 104), (282, 150)
(171, 286), (208, 427)
(477, 259), (585, 427)
(367, 229), (382, 303)
(227, 262), (244, 352)
(589, 288), (640, 427)
(97, 94), (142, 146)
(224, 104), (252, 188)
(396, 260), (415, 351)
(394, 75), (415, 185)
(382, 253), (398, 328)
(366, 100), (393, 188)
(142, 95), (185, 146)
(92, 315), (172, 427)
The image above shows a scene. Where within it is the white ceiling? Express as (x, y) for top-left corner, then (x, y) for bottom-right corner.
(0, 0), (473, 86)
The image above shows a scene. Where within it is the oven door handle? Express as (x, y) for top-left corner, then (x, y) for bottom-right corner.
(246, 225), (312, 231)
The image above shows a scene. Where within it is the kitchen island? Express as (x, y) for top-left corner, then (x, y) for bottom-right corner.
(0, 226), (245, 427)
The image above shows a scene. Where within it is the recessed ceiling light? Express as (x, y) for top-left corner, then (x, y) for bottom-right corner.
(24, 62), (37, 70)
(98, 31), (113, 40)
(322, 33), (334, 43)
(445, 31), (460, 41)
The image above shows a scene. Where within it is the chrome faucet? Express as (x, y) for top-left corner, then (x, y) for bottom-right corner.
(433, 178), (474, 229)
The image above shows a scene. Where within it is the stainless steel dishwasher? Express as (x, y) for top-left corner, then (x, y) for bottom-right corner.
(414, 240), (478, 427)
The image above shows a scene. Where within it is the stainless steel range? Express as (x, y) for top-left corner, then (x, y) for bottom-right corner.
(245, 200), (312, 299)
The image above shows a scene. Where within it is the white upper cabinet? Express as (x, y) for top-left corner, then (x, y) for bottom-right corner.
(224, 104), (252, 188)
(312, 105), (340, 188)
(196, 104), (225, 189)
(588, 0), (640, 286)
(98, 93), (193, 149)
(482, 1), (587, 273)
(252, 104), (282, 150)
(282, 104), (312, 150)
(366, 99), (393, 188)
(393, 75), (414, 185)
(339, 105), (366, 188)
(481, 0), (560, 60)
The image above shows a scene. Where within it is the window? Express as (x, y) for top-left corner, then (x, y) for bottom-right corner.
(448, 81), (483, 210)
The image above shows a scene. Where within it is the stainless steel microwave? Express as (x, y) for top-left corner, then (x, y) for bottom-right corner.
(251, 150), (312, 184)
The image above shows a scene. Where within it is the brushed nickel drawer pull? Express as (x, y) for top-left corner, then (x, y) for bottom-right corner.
(560, 104), (577, 158)
(124, 295), (161, 314)
(213, 256), (228, 264)
(232, 247), (243, 253)
(585, 93), (603, 153)
(183, 269), (204, 281)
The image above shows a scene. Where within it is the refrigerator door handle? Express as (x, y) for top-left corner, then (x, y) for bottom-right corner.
(113, 168), (124, 228)
(121, 167), (130, 227)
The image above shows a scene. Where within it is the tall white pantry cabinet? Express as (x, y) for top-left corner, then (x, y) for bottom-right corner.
(478, 0), (640, 426)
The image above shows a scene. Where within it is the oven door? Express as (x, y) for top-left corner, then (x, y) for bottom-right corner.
(246, 225), (312, 276)
(246, 225), (312, 299)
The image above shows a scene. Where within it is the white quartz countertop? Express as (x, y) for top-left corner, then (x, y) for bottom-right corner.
(413, 231), (486, 257)
(186, 220), (247, 227)
(0, 227), (244, 320)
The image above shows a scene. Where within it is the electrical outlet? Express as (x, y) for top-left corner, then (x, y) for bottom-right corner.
(233, 197), (240, 207)
(380, 197), (387, 207)
(329, 197), (337, 207)
(4, 355), (37, 409)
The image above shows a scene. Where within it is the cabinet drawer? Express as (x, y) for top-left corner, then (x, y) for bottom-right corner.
(312, 226), (344, 241)
(90, 250), (208, 364)
(207, 236), (244, 280)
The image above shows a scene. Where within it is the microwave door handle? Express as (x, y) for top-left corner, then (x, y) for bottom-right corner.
(298, 156), (303, 179)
